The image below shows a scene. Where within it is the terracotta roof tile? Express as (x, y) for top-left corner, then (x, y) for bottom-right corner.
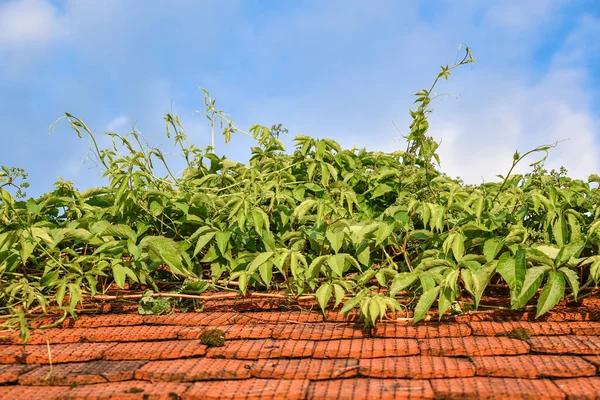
(312, 338), (420, 358)
(418, 336), (530, 356)
(529, 335), (600, 355)
(429, 377), (566, 400)
(470, 355), (597, 378)
(251, 359), (359, 380)
(206, 339), (316, 359)
(358, 356), (475, 379)
(185, 378), (310, 400)
(135, 358), (254, 381)
(1, 304), (598, 399)
(308, 378), (435, 400)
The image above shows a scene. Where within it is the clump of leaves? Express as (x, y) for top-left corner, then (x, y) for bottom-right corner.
(495, 327), (532, 341)
(199, 329), (226, 347)
(137, 291), (171, 315)
(2, 44), (599, 337)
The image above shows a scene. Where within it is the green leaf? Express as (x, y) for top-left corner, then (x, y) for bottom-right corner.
(140, 236), (190, 277)
(438, 287), (455, 320)
(471, 261), (497, 308)
(315, 283), (332, 313)
(248, 252), (274, 274)
(371, 184), (393, 199)
(496, 250), (525, 297)
(328, 254), (346, 277)
(535, 271), (565, 318)
(112, 264), (126, 288)
(259, 261), (273, 287)
(389, 272), (417, 297)
(483, 238), (503, 262)
(375, 223), (394, 247)
(512, 266), (550, 309)
(326, 230), (344, 253)
(102, 224), (137, 242)
(413, 287), (440, 323)
(193, 231), (216, 257)
(558, 267), (579, 301)
(215, 231), (231, 255)
(332, 284), (345, 308)
(555, 240), (584, 268)
(553, 216), (567, 247)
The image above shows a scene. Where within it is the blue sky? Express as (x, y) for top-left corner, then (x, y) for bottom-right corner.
(1, 0), (599, 198)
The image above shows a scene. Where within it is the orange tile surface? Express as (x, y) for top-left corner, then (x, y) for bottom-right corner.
(0, 303), (599, 399)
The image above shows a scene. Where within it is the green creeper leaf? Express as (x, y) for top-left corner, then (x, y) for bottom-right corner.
(332, 284), (345, 308)
(215, 231), (231, 255)
(315, 283), (332, 313)
(558, 267), (579, 301)
(112, 264), (126, 288)
(512, 266), (550, 309)
(555, 240), (584, 268)
(340, 296), (361, 315)
(413, 287), (440, 323)
(193, 231), (216, 257)
(328, 254), (346, 277)
(140, 236), (189, 277)
(248, 252), (274, 274)
(536, 271), (565, 318)
(375, 223), (393, 247)
(102, 224), (137, 242)
(526, 248), (554, 267)
(259, 261), (273, 287)
(471, 261), (497, 308)
(438, 287), (455, 320)
(483, 238), (503, 262)
(368, 298), (380, 325)
(452, 234), (465, 261)
(326, 230), (344, 253)
(553, 216), (567, 247)
(371, 184), (393, 199)
(356, 245), (370, 266)
(496, 249), (525, 298)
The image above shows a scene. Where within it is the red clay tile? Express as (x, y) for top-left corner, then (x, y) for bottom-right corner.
(251, 359), (359, 380)
(582, 355), (600, 372)
(430, 377), (565, 399)
(65, 314), (144, 328)
(0, 385), (71, 399)
(185, 378), (310, 400)
(374, 323), (471, 338)
(419, 336), (530, 356)
(65, 380), (190, 399)
(135, 358), (253, 381)
(272, 323), (365, 340)
(12, 325), (187, 345)
(471, 355), (596, 378)
(18, 360), (146, 386)
(312, 338), (420, 358)
(0, 364), (38, 383)
(569, 322), (600, 336)
(308, 378), (434, 400)
(470, 321), (572, 336)
(206, 339), (315, 359)
(102, 340), (207, 360)
(529, 336), (600, 355)
(359, 356), (475, 379)
(176, 324), (276, 340)
(143, 312), (237, 326)
(0, 342), (114, 364)
(240, 311), (323, 324)
(553, 377), (600, 400)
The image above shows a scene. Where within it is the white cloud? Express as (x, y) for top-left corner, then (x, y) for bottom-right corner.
(0, 0), (65, 47)
(106, 115), (130, 132)
(484, 0), (568, 33)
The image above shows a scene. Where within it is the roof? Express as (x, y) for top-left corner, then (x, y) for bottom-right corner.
(0, 296), (599, 399)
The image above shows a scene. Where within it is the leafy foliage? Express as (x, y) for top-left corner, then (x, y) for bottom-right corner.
(1, 45), (599, 333)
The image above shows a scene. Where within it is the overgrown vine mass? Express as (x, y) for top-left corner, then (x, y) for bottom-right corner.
(1, 46), (599, 341)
